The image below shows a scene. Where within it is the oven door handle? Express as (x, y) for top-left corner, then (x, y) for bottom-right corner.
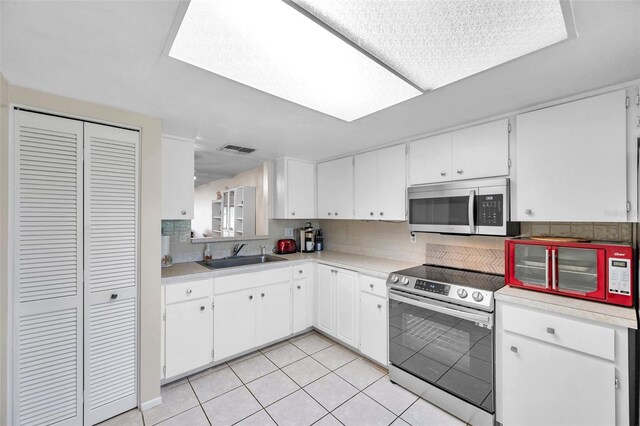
(468, 190), (476, 234)
(388, 290), (492, 327)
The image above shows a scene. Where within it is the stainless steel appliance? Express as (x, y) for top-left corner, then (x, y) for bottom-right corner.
(387, 265), (505, 426)
(295, 222), (316, 253)
(408, 178), (519, 236)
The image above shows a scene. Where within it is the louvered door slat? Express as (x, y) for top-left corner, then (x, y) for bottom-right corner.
(13, 110), (83, 426)
(84, 123), (139, 425)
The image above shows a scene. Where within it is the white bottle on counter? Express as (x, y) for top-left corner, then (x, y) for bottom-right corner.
(203, 244), (212, 261)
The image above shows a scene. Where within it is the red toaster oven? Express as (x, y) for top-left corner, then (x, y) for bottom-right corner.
(505, 239), (634, 307)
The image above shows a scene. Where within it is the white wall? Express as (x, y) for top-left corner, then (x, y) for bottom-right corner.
(193, 164), (268, 237)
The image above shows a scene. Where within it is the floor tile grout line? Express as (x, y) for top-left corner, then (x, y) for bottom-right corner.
(186, 379), (213, 426)
(225, 362), (280, 425)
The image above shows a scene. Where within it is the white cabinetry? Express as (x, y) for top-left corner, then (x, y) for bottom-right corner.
(514, 90), (630, 222)
(409, 119), (509, 185)
(214, 267), (292, 361)
(293, 264), (314, 333)
(273, 158), (317, 219)
(315, 265), (359, 349)
(317, 156), (354, 219)
(161, 135), (194, 219)
(354, 145), (406, 220)
(359, 275), (388, 366)
(496, 301), (630, 426)
(163, 279), (214, 379)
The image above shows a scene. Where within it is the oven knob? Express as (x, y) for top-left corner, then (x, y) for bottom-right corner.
(400, 277), (410, 286)
(472, 291), (484, 302)
(457, 289), (468, 299)
(390, 275), (399, 283)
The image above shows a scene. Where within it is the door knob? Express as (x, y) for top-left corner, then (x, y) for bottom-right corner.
(377, 304), (382, 309)
(510, 346), (518, 353)
(379, 212), (384, 216)
(369, 283), (374, 288)
(186, 289), (192, 295)
(546, 327), (555, 335)
(291, 212), (295, 216)
(181, 210), (187, 215)
(440, 171), (446, 176)
(200, 306), (205, 311)
(456, 169), (463, 174)
(297, 285), (301, 289)
(249, 295), (253, 300)
(110, 294), (118, 300)
(334, 212), (338, 216)
(261, 293), (265, 298)
(370, 212), (374, 216)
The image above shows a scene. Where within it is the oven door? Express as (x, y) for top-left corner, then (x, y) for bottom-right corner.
(388, 289), (495, 413)
(408, 187), (476, 234)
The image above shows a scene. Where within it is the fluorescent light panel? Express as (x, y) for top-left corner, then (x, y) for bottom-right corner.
(292, 0), (569, 91)
(169, 0), (422, 121)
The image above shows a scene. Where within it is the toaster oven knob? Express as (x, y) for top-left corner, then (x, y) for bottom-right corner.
(400, 277), (410, 286)
(390, 275), (399, 283)
(457, 289), (468, 299)
(472, 291), (483, 302)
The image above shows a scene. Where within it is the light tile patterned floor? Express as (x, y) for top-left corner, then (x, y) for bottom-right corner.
(100, 331), (465, 426)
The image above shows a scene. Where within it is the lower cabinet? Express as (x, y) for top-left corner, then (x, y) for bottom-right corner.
(496, 301), (630, 426)
(293, 264), (314, 333)
(214, 266), (293, 361)
(163, 278), (214, 379)
(359, 290), (387, 366)
(315, 264), (359, 349)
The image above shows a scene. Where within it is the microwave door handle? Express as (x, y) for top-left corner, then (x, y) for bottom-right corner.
(545, 249), (550, 289)
(468, 190), (476, 234)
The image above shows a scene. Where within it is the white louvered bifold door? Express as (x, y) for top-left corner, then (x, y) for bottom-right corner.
(13, 110), (84, 426)
(84, 123), (139, 425)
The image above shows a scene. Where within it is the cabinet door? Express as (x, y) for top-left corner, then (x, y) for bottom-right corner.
(451, 119), (509, 180)
(409, 133), (452, 185)
(214, 289), (256, 361)
(501, 331), (615, 426)
(165, 297), (213, 378)
(354, 151), (379, 220)
(288, 160), (316, 219)
(293, 277), (310, 333)
(316, 265), (335, 335)
(377, 145), (407, 220)
(256, 281), (292, 347)
(359, 292), (387, 366)
(515, 90), (627, 221)
(335, 269), (359, 348)
(317, 157), (354, 219)
(161, 136), (194, 219)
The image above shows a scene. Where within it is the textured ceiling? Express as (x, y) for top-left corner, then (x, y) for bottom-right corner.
(2, 0), (640, 185)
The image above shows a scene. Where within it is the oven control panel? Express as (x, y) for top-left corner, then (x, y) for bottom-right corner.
(608, 258), (631, 295)
(415, 279), (450, 295)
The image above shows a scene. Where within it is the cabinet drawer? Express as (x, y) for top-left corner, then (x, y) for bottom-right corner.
(293, 263), (313, 280)
(215, 266), (292, 294)
(501, 303), (614, 360)
(359, 275), (387, 297)
(166, 278), (213, 304)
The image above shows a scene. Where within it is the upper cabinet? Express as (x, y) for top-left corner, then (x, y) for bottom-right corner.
(317, 156), (354, 219)
(272, 158), (316, 219)
(409, 119), (509, 186)
(161, 135), (195, 220)
(354, 145), (407, 220)
(514, 89), (634, 222)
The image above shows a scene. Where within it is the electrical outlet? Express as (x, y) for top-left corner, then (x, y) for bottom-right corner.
(284, 228), (293, 237)
(410, 233), (417, 243)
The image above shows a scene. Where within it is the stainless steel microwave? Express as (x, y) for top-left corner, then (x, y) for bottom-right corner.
(408, 178), (520, 236)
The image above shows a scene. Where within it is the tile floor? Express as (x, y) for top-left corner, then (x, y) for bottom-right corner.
(100, 331), (465, 426)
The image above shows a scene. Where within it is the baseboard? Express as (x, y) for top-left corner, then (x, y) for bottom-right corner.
(140, 396), (162, 411)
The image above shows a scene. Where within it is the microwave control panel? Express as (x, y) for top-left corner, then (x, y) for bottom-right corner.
(608, 258), (631, 295)
(477, 194), (503, 227)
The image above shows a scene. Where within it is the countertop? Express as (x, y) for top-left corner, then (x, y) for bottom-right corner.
(161, 250), (417, 285)
(495, 286), (638, 329)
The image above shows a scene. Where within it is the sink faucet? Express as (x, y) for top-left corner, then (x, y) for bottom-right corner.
(232, 243), (246, 256)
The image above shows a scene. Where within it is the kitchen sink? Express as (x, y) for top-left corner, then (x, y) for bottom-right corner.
(197, 254), (288, 270)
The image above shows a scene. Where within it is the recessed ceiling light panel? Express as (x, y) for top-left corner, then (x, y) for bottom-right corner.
(169, 0), (422, 121)
(293, 0), (570, 91)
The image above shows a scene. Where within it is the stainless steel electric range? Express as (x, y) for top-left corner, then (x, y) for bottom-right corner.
(386, 264), (505, 426)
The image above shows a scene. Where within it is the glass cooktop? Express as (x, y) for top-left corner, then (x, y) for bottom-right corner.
(394, 265), (505, 293)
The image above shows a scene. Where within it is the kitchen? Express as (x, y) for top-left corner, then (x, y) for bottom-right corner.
(0, 1), (639, 426)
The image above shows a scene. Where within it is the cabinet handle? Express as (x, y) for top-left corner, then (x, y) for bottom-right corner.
(249, 295), (253, 300)
(377, 304), (382, 309)
(524, 209), (532, 215)
(328, 212), (332, 216)
(510, 346), (518, 353)
(110, 293), (118, 300)
(369, 284), (374, 289)
(298, 270), (303, 274)
(370, 212), (374, 216)
(181, 210), (187, 215)
(440, 171), (446, 176)
(456, 169), (463, 174)
(291, 212), (295, 216)
(186, 289), (192, 295)
(546, 327), (555, 335)
(379, 212), (384, 216)
(261, 293), (265, 298)
(200, 306), (205, 311)
(297, 285), (301, 289)
(334, 212), (338, 216)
